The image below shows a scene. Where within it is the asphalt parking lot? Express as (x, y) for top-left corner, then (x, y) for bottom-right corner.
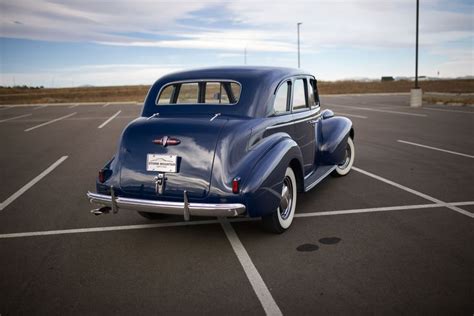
(0, 94), (473, 315)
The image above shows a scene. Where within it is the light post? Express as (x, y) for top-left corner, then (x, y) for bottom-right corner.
(297, 22), (302, 68)
(410, 0), (422, 107)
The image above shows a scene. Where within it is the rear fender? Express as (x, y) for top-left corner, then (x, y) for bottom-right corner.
(240, 134), (303, 217)
(319, 116), (353, 165)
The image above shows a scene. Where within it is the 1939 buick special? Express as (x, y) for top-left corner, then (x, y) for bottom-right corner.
(87, 67), (355, 233)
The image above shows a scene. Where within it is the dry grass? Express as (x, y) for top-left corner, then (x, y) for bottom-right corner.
(1, 79), (473, 105)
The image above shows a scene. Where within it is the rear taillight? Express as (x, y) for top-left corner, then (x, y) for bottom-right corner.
(232, 177), (241, 194)
(98, 170), (106, 183)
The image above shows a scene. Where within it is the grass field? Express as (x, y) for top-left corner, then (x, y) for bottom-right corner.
(1, 79), (473, 105)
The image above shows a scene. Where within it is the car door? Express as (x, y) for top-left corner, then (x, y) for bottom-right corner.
(263, 80), (294, 138)
(289, 77), (318, 175)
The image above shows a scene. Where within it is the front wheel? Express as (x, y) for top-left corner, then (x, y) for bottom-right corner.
(262, 167), (297, 234)
(332, 137), (355, 177)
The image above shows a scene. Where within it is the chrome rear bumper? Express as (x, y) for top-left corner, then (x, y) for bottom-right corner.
(86, 190), (246, 219)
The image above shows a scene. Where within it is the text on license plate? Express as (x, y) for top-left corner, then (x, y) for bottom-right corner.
(146, 154), (177, 172)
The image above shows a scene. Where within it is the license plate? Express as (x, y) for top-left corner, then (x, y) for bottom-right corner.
(146, 154), (177, 172)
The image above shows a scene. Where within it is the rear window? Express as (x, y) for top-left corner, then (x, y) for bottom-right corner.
(156, 81), (241, 105)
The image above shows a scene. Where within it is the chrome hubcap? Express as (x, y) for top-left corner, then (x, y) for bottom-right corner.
(279, 176), (293, 220)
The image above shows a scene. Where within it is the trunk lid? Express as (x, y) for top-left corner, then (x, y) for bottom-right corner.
(118, 116), (226, 200)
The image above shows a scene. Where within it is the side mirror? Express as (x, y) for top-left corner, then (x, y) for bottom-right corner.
(321, 109), (334, 119)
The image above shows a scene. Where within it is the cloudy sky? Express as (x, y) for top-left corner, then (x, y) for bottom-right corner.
(0, 0), (472, 87)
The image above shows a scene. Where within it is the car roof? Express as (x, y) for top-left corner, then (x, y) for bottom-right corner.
(159, 66), (312, 83)
(143, 66), (316, 118)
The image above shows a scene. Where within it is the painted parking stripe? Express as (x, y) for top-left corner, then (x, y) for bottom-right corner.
(220, 218), (282, 316)
(24, 112), (77, 132)
(334, 112), (368, 119)
(423, 107), (474, 114)
(68, 103), (80, 109)
(33, 105), (48, 110)
(0, 113), (32, 123)
(102, 102), (110, 107)
(327, 104), (427, 117)
(0, 156), (68, 211)
(398, 140), (474, 159)
(1, 200), (473, 239)
(353, 166), (473, 218)
(295, 201), (474, 218)
(98, 110), (121, 128)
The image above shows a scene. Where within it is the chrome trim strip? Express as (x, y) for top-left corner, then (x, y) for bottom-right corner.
(87, 192), (246, 217)
(266, 107), (321, 130)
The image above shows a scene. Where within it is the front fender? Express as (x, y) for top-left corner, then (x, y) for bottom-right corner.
(319, 116), (353, 165)
(241, 135), (303, 217)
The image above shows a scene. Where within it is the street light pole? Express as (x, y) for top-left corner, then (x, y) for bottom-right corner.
(297, 22), (302, 68)
(415, 0), (419, 89)
(410, 0), (422, 107)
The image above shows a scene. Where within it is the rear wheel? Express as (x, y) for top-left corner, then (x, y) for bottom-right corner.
(262, 167), (297, 234)
(137, 211), (167, 220)
(332, 137), (355, 177)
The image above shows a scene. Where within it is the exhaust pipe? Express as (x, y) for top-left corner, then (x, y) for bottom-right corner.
(91, 206), (112, 216)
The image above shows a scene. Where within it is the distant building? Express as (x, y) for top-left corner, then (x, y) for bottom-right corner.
(381, 76), (395, 82)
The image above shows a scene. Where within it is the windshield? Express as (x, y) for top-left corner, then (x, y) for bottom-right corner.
(156, 81), (241, 105)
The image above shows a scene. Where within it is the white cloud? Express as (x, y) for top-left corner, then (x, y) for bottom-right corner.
(2, 0), (472, 51)
(0, 0), (472, 83)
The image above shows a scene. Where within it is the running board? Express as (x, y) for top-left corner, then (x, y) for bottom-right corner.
(303, 165), (336, 192)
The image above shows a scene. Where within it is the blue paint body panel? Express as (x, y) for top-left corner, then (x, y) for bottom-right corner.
(94, 66), (354, 217)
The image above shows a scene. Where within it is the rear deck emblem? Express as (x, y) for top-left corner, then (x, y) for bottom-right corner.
(152, 136), (181, 147)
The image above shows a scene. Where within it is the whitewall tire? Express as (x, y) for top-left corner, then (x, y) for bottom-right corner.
(332, 137), (355, 177)
(262, 167), (297, 233)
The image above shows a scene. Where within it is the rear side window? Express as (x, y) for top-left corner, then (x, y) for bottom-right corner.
(308, 78), (319, 107)
(292, 79), (307, 111)
(156, 81), (241, 105)
(272, 81), (290, 115)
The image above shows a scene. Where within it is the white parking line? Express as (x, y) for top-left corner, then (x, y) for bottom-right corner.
(0, 219), (218, 238)
(24, 112), (77, 132)
(98, 110), (121, 128)
(1, 200), (473, 239)
(0, 156), (68, 211)
(0, 113), (32, 123)
(423, 107), (474, 114)
(353, 167), (473, 218)
(334, 112), (368, 119)
(295, 201), (474, 218)
(102, 102), (110, 107)
(397, 140), (474, 159)
(327, 104), (427, 117)
(0, 106), (12, 111)
(33, 105), (48, 110)
(220, 218), (283, 316)
(68, 103), (80, 109)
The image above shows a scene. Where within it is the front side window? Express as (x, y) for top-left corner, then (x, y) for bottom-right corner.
(292, 78), (307, 111)
(272, 81), (290, 115)
(156, 81), (241, 105)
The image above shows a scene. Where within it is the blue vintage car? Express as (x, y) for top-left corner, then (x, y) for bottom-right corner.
(87, 66), (355, 233)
